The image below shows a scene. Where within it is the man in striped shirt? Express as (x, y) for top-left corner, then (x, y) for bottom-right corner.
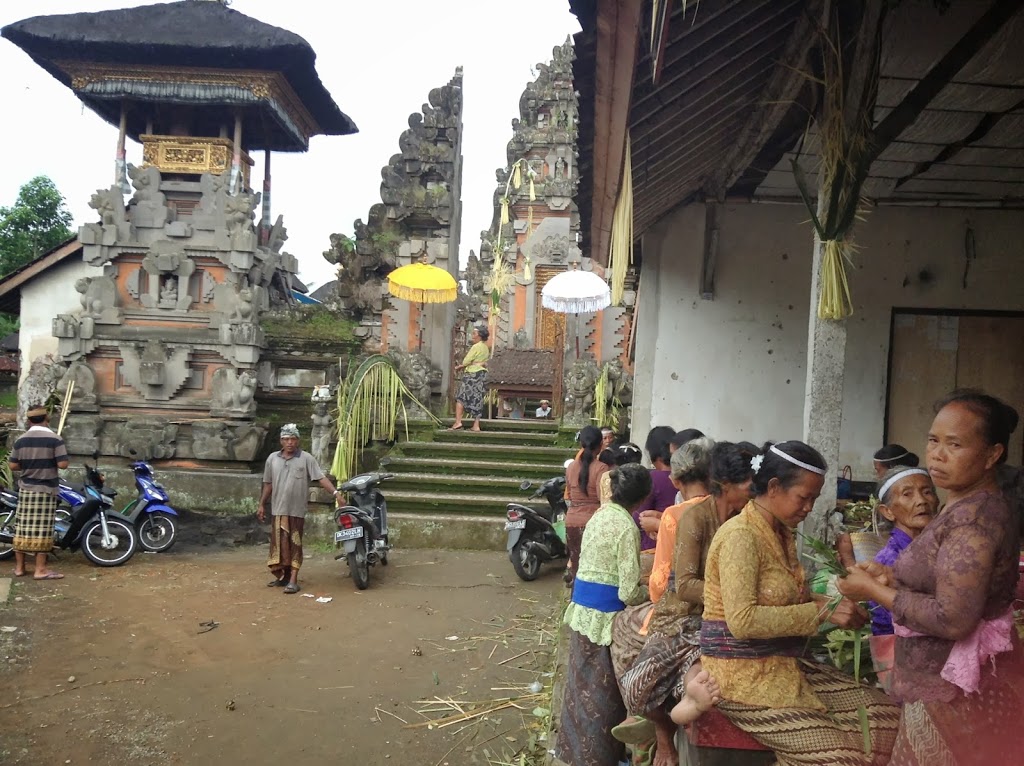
(9, 405), (69, 580)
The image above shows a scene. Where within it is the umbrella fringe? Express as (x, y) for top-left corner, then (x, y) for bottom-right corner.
(388, 284), (459, 304)
(541, 295), (610, 314)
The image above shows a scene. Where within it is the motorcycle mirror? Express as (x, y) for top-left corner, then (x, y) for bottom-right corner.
(519, 480), (532, 491)
(563, 458), (574, 469)
(92, 450), (100, 461)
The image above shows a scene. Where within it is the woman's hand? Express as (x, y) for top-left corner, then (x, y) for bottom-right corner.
(638, 510), (661, 535)
(853, 561), (893, 585)
(835, 568), (882, 603)
(828, 597), (869, 630)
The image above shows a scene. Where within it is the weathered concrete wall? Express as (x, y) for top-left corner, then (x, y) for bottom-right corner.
(633, 201), (1024, 478)
(18, 258), (104, 387)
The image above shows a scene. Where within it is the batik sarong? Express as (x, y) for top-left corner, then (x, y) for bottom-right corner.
(620, 616), (702, 715)
(889, 675), (1024, 766)
(456, 370), (486, 418)
(555, 628), (626, 766)
(13, 490), (56, 554)
(717, 660), (900, 766)
(267, 515), (304, 577)
(610, 602), (653, 681)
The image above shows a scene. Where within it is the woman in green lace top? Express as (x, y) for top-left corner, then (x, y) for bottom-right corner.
(555, 463), (651, 766)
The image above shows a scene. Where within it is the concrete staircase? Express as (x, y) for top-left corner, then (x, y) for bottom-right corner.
(385, 418), (576, 518)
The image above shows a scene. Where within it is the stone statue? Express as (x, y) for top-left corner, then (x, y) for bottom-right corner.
(159, 278), (178, 306)
(89, 188), (124, 227)
(56, 360), (99, 412)
(310, 401), (334, 469)
(193, 169), (229, 230)
(266, 215), (288, 254)
(17, 354), (62, 429)
(563, 355), (600, 427)
(74, 276), (119, 321)
(513, 328), (531, 350)
(108, 418), (178, 460)
(391, 349), (437, 406)
(210, 367), (258, 416)
(127, 163), (168, 228)
(224, 190), (260, 251)
(601, 358), (633, 407)
(234, 286), (255, 322)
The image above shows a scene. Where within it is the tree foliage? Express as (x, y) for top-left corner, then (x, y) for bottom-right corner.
(0, 175), (74, 277)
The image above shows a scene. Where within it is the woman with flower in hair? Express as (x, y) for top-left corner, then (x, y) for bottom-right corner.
(700, 441), (899, 765)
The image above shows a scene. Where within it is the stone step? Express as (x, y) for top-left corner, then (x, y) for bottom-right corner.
(432, 429), (558, 446)
(385, 490), (523, 516)
(437, 418), (560, 434)
(385, 456), (570, 480)
(397, 441), (575, 462)
(385, 472), (538, 496)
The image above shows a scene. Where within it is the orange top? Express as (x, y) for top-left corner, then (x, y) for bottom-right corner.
(640, 495), (709, 635)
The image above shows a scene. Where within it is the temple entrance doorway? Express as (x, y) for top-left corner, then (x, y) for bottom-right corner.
(535, 266), (566, 351)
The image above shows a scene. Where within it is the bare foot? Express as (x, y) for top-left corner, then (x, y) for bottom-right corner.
(670, 669), (721, 725)
(652, 720), (678, 766)
(469, 427), (482, 432)
(448, 424), (463, 431)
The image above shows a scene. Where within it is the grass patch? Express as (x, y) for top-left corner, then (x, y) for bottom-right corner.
(261, 306), (358, 343)
(0, 391), (17, 409)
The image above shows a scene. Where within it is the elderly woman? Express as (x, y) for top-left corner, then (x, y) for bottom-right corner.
(564, 425), (612, 586)
(451, 325), (489, 432)
(555, 464), (651, 766)
(618, 441), (755, 766)
(701, 440), (900, 765)
(839, 390), (1024, 764)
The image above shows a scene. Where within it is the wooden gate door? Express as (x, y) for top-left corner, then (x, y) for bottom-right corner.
(535, 266), (567, 351)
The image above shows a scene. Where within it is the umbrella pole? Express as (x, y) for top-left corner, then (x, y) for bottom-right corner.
(418, 301), (425, 351)
(574, 313), (580, 358)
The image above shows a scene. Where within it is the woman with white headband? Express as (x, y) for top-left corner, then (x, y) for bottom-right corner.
(872, 443), (920, 479)
(699, 440), (899, 764)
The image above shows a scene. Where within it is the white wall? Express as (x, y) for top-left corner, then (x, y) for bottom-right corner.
(18, 259), (105, 386)
(632, 201), (1024, 477)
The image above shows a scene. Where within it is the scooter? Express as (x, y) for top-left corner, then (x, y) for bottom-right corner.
(0, 471), (138, 567)
(505, 472), (569, 581)
(334, 469), (394, 590)
(81, 454), (179, 552)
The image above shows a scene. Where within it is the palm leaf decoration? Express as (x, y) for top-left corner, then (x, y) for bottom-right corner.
(330, 355), (437, 482)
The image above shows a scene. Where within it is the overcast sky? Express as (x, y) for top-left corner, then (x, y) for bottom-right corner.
(0, 0), (580, 291)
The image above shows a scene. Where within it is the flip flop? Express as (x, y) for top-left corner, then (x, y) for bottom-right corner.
(611, 717), (656, 745)
(447, 425), (464, 431)
(283, 583), (300, 594)
(33, 572), (64, 581)
(12, 571), (26, 577)
(267, 578), (287, 587)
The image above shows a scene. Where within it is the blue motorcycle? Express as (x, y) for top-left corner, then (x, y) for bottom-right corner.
(82, 457), (179, 553)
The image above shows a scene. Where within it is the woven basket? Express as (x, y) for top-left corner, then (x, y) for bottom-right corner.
(849, 502), (889, 564)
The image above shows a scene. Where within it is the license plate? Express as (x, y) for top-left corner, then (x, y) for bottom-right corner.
(504, 520), (526, 531)
(335, 528), (363, 542)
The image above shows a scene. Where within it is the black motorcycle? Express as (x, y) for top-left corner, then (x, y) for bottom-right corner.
(505, 474), (568, 581)
(334, 470), (394, 590)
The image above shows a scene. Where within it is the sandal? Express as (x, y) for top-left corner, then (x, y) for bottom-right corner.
(283, 583), (300, 594)
(33, 572), (64, 581)
(267, 578), (287, 587)
(611, 717), (657, 745)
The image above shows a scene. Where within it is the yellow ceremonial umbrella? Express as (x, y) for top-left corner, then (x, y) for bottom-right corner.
(387, 259), (458, 349)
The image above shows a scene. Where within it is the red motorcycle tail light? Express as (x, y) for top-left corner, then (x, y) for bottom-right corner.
(506, 508), (523, 521)
(337, 513), (355, 528)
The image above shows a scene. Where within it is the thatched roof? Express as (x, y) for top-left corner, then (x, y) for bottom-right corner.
(572, 0), (1024, 266)
(2, 1), (356, 151)
(487, 349), (557, 389)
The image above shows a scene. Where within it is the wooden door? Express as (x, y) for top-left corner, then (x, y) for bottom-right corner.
(887, 313), (1024, 465)
(535, 266), (566, 351)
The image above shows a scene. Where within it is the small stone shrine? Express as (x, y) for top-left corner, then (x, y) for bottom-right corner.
(3, 1), (356, 463)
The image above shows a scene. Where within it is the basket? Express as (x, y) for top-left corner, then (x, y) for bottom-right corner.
(849, 501), (889, 564)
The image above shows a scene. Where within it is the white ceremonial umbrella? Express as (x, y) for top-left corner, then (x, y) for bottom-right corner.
(540, 265), (611, 357)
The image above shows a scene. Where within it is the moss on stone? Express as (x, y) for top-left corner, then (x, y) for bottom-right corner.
(261, 306), (358, 343)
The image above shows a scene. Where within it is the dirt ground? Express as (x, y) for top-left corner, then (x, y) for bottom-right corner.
(0, 541), (564, 766)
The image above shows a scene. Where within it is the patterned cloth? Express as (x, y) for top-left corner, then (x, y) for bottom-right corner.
(455, 370), (486, 418)
(620, 615), (702, 716)
(11, 425), (68, 496)
(701, 503), (821, 709)
(563, 502), (647, 646)
(610, 602), (652, 681)
(890, 489), (1021, 704)
(554, 628), (626, 766)
(718, 661), (900, 766)
(13, 490), (57, 554)
(267, 514), (304, 576)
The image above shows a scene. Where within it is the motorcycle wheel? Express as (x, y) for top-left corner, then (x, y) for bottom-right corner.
(138, 513), (177, 553)
(0, 510), (14, 561)
(511, 541), (541, 582)
(81, 518), (137, 567)
(348, 539), (370, 590)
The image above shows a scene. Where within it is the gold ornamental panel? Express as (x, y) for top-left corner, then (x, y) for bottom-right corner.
(141, 135), (252, 186)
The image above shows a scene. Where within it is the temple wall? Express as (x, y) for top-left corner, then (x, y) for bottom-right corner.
(633, 201), (1024, 477)
(18, 258), (104, 386)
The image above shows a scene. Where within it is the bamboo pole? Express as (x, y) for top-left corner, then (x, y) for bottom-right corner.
(56, 380), (74, 436)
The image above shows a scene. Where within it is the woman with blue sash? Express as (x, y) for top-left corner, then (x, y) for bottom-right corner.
(555, 463), (651, 766)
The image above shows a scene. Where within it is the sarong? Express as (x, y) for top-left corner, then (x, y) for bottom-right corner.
(717, 660), (900, 766)
(456, 370), (486, 418)
(620, 616), (702, 715)
(267, 515), (304, 577)
(555, 629), (625, 766)
(565, 526), (584, 585)
(13, 490), (57, 554)
(890, 676), (1024, 765)
(610, 602), (653, 681)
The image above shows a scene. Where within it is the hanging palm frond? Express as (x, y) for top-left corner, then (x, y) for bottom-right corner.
(608, 134), (634, 306)
(331, 355), (436, 481)
(592, 365), (624, 431)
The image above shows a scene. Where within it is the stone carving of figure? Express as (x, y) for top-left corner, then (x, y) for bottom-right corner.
(127, 164), (168, 228)
(160, 278), (178, 306)
(513, 328), (531, 350)
(602, 358), (633, 407)
(224, 190), (260, 251)
(310, 401), (334, 469)
(56, 360), (99, 411)
(210, 368), (258, 416)
(563, 356), (600, 426)
(554, 156), (567, 179)
(89, 189), (122, 227)
(235, 286), (254, 322)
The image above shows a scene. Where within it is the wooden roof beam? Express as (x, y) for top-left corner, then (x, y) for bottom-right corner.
(868, 0), (1024, 164)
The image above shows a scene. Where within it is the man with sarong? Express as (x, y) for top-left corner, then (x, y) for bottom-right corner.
(257, 423), (341, 593)
(9, 405), (69, 580)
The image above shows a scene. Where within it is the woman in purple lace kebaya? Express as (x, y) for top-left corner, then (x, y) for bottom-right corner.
(840, 389), (1024, 765)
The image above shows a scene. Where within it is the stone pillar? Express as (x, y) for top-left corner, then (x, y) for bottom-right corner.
(801, 231), (846, 548)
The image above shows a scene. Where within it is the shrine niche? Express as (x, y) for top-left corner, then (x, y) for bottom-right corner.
(3, 0), (356, 465)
